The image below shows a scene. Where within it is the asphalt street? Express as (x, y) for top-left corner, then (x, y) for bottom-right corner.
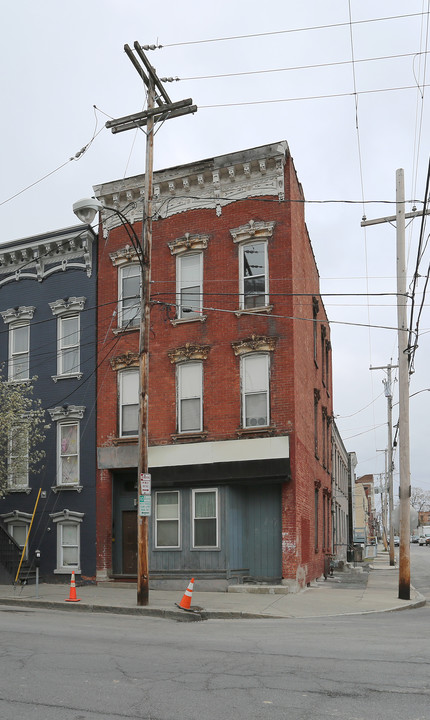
(0, 600), (429, 720)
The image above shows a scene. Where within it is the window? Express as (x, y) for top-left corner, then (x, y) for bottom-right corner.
(119, 264), (140, 328)
(177, 253), (203, 319)
(312, 297), (319, 365)
(322, 493), (326, 551)
(240, 242), (268, 309)
(119, 369), (139, 437)
(177, 362), (203, 433)
(10, 523), (29, 557)
(155, 491), (179, 548)
(60, 523), (80, 569)
(49, 298), (85, 381)
(9, 324), (30, 381)
(58, 423), (79, 485)
(58, 315), (80, 376)
(192, 489), (218, 548)
(50, 510), (84, 573)
(314, 389), (320, 459)
(314, 486), (319, 551)
(241, 353), (269, 428)
(8, 427), (29, 489)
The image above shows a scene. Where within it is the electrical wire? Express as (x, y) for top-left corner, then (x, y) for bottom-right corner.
(154, 12), (429, 48)
(198, 83), (430, 110)
(0, 117), (105, 209)
(174, 51), (430, 82)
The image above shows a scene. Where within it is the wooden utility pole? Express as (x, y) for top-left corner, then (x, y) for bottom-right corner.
(106, 42), (197, 606)
(362, 170), (430, 600)
(372, 363), (397, 566)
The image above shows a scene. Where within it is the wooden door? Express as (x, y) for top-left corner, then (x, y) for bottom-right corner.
(122, 510), (137, 574)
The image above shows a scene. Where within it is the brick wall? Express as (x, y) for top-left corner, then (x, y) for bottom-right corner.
(95, 153), (333, 585)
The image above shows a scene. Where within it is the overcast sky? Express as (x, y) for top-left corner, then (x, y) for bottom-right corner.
(1, 1), (430, 498)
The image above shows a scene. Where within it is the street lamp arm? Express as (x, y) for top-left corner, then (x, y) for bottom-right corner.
(73, 197), (144, 267)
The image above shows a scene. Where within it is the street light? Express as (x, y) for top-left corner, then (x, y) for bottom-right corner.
(73, 196), (150, 606)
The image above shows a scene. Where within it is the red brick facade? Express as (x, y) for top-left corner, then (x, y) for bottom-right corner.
(94, 142), (332, 589)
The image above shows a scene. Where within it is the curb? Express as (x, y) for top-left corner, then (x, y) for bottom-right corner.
(0, 594), (426, 620)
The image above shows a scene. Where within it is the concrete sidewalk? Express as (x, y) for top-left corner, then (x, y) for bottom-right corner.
(0, 553), (426, 621)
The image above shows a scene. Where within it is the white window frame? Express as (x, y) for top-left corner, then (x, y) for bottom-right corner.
(10, 522), (30, 559)
(119, 368), (139, 437)
(58, 421), (80, 486)
(177, 362), (203, 433)
(176, 252), (203, 319)
(119, 264), (141, 329)
(50, 511), (84, 574)
(155, 491), (180, 549)
(192, 488), (219, 549)
(241, 353), (270, 429)
(8, 323), (30, 381)
(239, 241), (269, 310)
(1, 512), (32, 560)
(7, 426), (29, 490)
(57, 314), (80, 377)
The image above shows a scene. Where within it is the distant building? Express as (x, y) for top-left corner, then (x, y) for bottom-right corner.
(418, 510), (430, 526)
(94, 141), (334, 590)
(331, 421), (352, 562)
(0, 225), (97, 583)
(354, 474), (377, 545)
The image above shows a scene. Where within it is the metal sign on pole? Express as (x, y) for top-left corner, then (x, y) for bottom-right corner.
(106, 42), (197, 606)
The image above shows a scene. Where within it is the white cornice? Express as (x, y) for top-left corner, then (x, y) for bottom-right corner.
(94, 142), (288, 230)
(0, 228), (95, 285)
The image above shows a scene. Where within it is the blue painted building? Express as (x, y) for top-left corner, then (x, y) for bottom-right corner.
(0, 225), (97, 583)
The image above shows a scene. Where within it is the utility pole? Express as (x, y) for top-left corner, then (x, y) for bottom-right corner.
(362, 169), (430, 599)
(372, 363), (397, 566)
(106, 43), (197, 606)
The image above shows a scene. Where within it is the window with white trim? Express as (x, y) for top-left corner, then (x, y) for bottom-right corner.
(50, 510), (84, 573)
(155, 491), (180, 548)
(192, 488), (218, 548)
(58, 315), (80, 376)
(240, 241), (268, 309)
(8, 426), (29, 489)
(241, 353), (270, 428)
(9, 323), (30, 381)
(58, 422), (79, 486)
(49, 298), (85, 380)
(177, 362), (203, 433)
(10, 522), (29, 557)
(119, 264), (140, 328)
(176, 252), (203, 319)
(119, 369), (139, 437)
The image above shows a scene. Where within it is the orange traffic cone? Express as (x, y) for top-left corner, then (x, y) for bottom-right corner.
(176, 578), (194, 610)
(65, 571), (80, 602)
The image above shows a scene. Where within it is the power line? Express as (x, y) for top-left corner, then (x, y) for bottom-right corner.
(172, 51), (430, 83)
(199, 83), (430, 110)
(152, 12), (429, 49)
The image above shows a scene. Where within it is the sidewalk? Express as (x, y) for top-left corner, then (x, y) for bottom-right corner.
(0, 553), (425, 621)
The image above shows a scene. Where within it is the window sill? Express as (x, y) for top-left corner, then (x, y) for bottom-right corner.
(170, 315), (207, 326)
(190, 546), (221, 552)
(6, 486), (31, 494)
(112, 325), (139, 335)
(113, 436), (138, 445)
(171, 431), (208, 442)
(54, 568), (81, 575)
(51, 484), (83, 493)
(236, 425), (276, 438)
(52, 372), (83, 382)
(234, 305), (273, 317)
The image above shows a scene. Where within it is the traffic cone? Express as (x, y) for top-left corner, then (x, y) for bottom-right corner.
(65, 571), (80, 602)
(176, 578), (194, 610)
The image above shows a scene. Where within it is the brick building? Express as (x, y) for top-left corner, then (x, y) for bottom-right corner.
(93, 141), (333, 590)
